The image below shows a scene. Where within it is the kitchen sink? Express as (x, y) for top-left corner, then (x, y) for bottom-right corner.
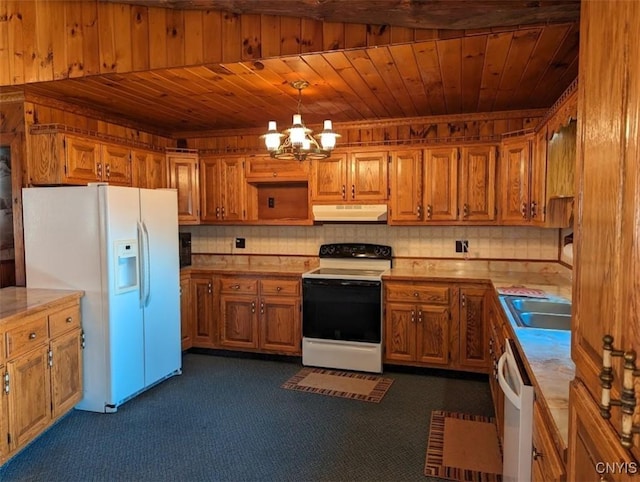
(502, 296), (572, 331)
(509, 299), (572, 315)
(517, 313), (572, 330)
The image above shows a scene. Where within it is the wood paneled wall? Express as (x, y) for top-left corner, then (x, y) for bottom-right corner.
(23, 101), (175, 149)
(186, 110), (545, 153)
(0, 0), (559, 88)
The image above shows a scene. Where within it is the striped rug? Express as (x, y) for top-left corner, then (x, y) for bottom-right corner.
(424, 410), (502, 481)
(281, 367), (394, 403)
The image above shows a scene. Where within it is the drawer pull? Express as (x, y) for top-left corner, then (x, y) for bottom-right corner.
(276, 286), (282, 292)
(232, 284), (240, 289)
(413, 292), (419, 297)
(532, 448), (542, 460)
(29, 332), (37, 340)
(66, 316), (73, 323)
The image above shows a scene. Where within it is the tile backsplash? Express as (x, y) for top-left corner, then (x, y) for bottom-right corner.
(183, 224), (561, 261)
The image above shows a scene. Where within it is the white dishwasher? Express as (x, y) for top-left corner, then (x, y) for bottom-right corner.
(498, 338), (535, 482)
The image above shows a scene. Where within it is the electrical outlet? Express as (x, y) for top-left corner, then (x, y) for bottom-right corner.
(235, 237), (245, 249)
(455, 240), (469, 253)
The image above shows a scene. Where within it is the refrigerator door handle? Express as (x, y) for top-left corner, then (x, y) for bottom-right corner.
(142, 221), (151, 307)
(137, 221), (146, 308)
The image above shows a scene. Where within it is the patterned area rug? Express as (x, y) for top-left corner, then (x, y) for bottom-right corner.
(281, 367), (394, 403)
(424, 410), (502, 482)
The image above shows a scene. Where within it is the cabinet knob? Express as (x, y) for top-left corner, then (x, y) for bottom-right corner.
(462, 203), (469, 218)
(105, 163), (111, 178)
(417, 205), (422, 219)
(411, 310), (416, 323)
(260, 302), (264, 314)
(216, 206), (221, 219)
(276, 286), (282, 292)
(341, 185), (346, 200)
(251, 301), (255, 313)
(29, 332), (37, 340)
(426, 204), (432, 219)
(413, 292), (419, 297)
(461, 294), (466, 307)
(272, 172), (277, 177)
(532, 447), (542, 460)
(232, 284), (240, 289)
(351, 184), (355, 199)
(521, 201), (528, 219)
(66, 316), (73, 323)
(530, 201), (538, 218)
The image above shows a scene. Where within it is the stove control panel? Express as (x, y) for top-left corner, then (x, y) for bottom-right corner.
(318, 243), (392, 260)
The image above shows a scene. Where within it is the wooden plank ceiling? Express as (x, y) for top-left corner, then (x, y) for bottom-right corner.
(23, 6), (579, 137)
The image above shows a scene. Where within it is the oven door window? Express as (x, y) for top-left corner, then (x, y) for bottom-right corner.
(302, 279), (381, 343)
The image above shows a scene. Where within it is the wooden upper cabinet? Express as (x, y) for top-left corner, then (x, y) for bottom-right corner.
(499, 135), (534, 224)
(167, 150), (200, 225)
(200, 156), (246, 223)
(459, 146), (496, 222)
(311, 150), (388, 203)
(64, 136), (101, 184)
(245, 156), (309, 181)
(423, 147), (458, 221)
(350, 151), (388, 201)
(132, 149), (167, 189)
(389, 149), (423, 222)
(100, 144), (132, 186)
(311, 153), (349, 202)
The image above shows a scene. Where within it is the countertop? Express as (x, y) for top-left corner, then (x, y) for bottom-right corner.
(0, 287), (85, 326)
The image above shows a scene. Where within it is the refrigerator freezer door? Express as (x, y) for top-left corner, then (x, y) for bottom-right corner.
(139, 188), (181, 387)
(102, 186), (145, 407)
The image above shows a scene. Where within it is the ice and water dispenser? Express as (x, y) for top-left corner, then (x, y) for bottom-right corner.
(114, 239), (139, 294)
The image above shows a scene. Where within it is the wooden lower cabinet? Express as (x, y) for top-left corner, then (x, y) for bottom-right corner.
(384, 280), (489, 372)
(179, 272), (193, 350)
(384, 281), (451, 366)
(568, 380), (637, 482)
(487, 293), (507, 440)
(217, 275), (301, 355)
(532, 399), (566, 482)
(457, 285), (489, 370)
(190, 274), (216, 348)
(1, 293), (83, 465)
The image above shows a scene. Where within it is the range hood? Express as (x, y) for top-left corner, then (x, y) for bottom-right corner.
(312, 204), (388, 222)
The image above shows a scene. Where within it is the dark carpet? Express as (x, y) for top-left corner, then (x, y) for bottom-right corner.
(0, 353), (494, 482)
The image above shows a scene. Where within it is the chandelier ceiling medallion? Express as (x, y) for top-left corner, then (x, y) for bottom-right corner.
(261, 80), (340, 161)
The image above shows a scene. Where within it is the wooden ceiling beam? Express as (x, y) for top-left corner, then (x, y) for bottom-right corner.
(102, 0), (581, 30)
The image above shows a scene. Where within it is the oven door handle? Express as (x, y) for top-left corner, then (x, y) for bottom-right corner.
(303, 279), (381, 288)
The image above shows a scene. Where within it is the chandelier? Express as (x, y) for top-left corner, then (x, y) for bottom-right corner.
(261, 80), (340, 161)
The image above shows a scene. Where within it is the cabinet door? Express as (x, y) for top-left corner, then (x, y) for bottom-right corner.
(416, 304), (449, 365)
(532, 401), (565, 482)
(180, 275), (193, 350)
(101, 144), (131, 186)
(0, 364), (7, 462)
(219, 157), (246, 221)
(168, 152), (200, 224)
(65, 136), (101, 184)
(459, 146), (496, 222)
(259, 296), (300, 354)
(133, 150), (166, 189)
(530, 127), (548, 225)
(219, 295), (259, 350)
(350, 151), (388, 201)
(568, 381), (636, 482)
(7, 345), (51, 450)
(50, 329), (83, 419)
(499, 138), (531, 223)
(311, 153), (348, 201)
(389, 150), (422, 222)
(191, 277), (215, 347)
(245, 156), (309, 181)
(199, 157), (221, 223)
(384, 303), (417, 362)
(458, 287), (489, 369)
(423, 147), (458, 221)
(571, 0), (640, 461)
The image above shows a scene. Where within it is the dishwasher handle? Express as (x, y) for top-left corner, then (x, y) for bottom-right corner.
(498, 351), (522, 409)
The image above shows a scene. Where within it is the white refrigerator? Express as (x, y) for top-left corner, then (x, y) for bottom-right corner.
(23, 184), (182, 413)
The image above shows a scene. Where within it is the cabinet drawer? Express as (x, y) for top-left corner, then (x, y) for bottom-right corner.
(6, 316), (49, 359)
(49, 304), (81, 338)
(219, 278), (258, 294)
(259, 279), (300, 297)
(384, 282), (450, 304)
